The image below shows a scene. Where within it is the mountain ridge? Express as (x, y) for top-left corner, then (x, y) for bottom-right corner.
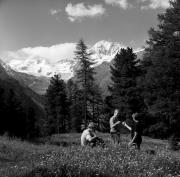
(6, 41), (126, 79)
(1, 41), (144, 95)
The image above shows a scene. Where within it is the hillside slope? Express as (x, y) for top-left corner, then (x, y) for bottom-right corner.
(0, 60), (45, 122)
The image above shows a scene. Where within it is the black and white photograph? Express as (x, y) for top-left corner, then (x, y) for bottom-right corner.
(0, 0), (180, 176)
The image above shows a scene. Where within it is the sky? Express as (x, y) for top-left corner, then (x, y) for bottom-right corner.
(0, 0), (170, 63)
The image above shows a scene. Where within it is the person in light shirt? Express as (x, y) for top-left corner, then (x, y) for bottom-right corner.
(110, 109), (132, 144)
(109, 109), (121, 144)
(81, 122), (105, 148)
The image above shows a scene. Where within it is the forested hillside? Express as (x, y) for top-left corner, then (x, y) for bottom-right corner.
(0, 62), (46, 138)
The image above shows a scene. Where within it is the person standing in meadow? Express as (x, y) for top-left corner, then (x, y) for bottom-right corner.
(109, 109), (122, 144)
(81, 122), (105, 148)
(128, 113), (143, 150)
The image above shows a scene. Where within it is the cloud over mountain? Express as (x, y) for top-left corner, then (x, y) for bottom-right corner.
(65, 3), (106, 22)
(3, 43), (76, 64)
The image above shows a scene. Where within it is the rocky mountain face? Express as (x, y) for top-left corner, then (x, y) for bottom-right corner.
(90, 40), (125, 65)
(2, 41), (144, 96)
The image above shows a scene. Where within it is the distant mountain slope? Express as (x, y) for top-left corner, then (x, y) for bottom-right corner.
(0, 62), (46, 137)
(0, 59), (45, 109)
(0, 59), (48, 138)
(12, 72), (50, 96)
(0, 77), (46, 136)
(0, 59), (49, 96)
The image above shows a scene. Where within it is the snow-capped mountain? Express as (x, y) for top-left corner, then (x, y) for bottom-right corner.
(2, 41), (144, 95)
(9, 56), (54, 77)
(7, 41), (125, 80)
(0, 58), (15, 76)
(8, 56), (77, 80)
(90, 40), (125, 65)
(0, 58), (50, 95)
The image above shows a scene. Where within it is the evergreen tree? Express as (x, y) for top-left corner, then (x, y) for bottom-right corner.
(88, 84), (103, 128)
(6, 89), (26, 138)
(26, 107), (37, 139)
(0, 88), (6, 134)
(98, 95), (114, 132)
(45, 74), (69, 134)
(0, 79), (44, 139)
(67, 79), (84, 132)
(140, 0), (180, 137)
(74, 39), (96, 126)
(109, 47), (143, 119)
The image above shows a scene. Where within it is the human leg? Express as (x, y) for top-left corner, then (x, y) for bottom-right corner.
(110, 132), (116, 144)
(129, 137), (142, 150)
(136, 137), (142, 150)
(111, 132), (120, 144)
(116, 133), (121, 144)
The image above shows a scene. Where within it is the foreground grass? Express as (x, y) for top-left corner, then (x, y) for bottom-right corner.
(0, 134), (180, 177)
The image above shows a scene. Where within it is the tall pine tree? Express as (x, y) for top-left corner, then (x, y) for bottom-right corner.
(0, 88), (6, 134)
(74, 39), (96, 126)
(6, 89), (26, 138)
(109, 47), (143, 119)
(140, 0), (180, 137)
(66, 79), (84, 132)
(88, 84), (103, 128)
(45, 74), (69, 134)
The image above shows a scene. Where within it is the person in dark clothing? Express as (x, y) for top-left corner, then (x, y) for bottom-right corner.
(128, 113), (143, 150)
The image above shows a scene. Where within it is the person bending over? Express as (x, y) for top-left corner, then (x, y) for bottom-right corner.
(81, 122), (105, 148)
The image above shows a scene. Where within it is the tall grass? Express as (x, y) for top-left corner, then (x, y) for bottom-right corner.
(0, 134), (180, 177)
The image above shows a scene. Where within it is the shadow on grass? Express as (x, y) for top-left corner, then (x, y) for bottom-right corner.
(48, 141), (79, 147)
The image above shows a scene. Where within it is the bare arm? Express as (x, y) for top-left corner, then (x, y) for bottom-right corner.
(122, 122), (132, 131)
(86, 132), (97, 142)
(89, 136), (97, 141)
(129, 132), (137, 145)
(112, 121), (121, 128)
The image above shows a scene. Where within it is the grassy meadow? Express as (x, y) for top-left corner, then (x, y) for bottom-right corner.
(0, 133), (180, 177)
